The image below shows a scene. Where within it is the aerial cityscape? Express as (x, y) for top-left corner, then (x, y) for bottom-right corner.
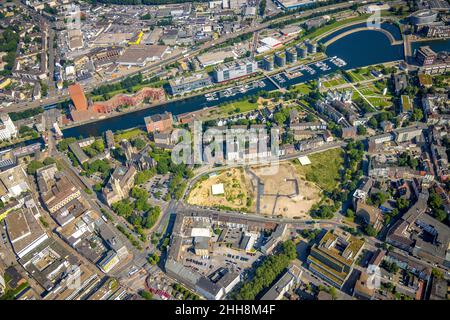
(0, 0), (449, 306)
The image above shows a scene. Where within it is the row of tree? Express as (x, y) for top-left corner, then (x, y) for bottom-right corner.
(236, 240), (297, 300)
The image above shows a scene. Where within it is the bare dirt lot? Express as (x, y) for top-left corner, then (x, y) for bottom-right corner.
(188, 163), (322, 218)
(187, 168), (256, 212)
(249, 162), (321, 219)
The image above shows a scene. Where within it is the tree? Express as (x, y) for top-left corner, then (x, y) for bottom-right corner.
(92, 139), (105, 153)
(139, 290), (153, 300)
(132, 138), (146, 150)
(273, 112), (287, 126)
(43, 157), (56, 166)
(368, 117), (378, 128)
(346, 209), (355, 219)
(93, 183), (103, 192)
(432, 268), (444, 280)
(364, 225), (377, 237)
(396, 198), (409, 211)
(27, 160), (44, 175)
(328, 287), (337, 300)
(412, 108), (423, 121)
(357, 125), (367, 135)
(259, 0), (266, 16)
(148, 253), (160, 265)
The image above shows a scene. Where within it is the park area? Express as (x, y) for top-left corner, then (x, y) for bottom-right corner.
(321, 75), (347, 89)
(200, 96), (274, 120)
(293, 148), (344, 193)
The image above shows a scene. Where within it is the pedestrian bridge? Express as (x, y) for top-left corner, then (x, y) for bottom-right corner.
(323, 27), (403, 47)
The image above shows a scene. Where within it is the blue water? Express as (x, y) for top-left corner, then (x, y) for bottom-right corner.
(411, 39), (450, 54)
(62, 29), (406, 138)
(326, 31), (404, 68)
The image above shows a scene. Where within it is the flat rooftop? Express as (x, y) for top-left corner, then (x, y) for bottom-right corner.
(5, 207), (48, 257)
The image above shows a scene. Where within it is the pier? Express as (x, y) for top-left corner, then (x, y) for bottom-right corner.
(264, 73), (283, 91)
(323, 27), (403, 46)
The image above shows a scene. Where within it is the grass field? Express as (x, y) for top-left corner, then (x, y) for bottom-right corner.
(291, 82), (314, 95)
(202, 99), (260, 120)
(346, 69), (375, 83)
(305, 14), (371, 41)
(322, 76), (347, 88)
(293, 148), (344, 192)
(114, 128), (146, 142)
(366, 96), (392, 108)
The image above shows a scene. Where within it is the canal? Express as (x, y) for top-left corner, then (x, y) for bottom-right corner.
(62, 26), (407, 139)
(411, 39), (450, 54)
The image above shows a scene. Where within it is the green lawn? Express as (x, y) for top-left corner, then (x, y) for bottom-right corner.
(304, 14), (371, 41)
(216, 100), (259, 116)
(294, 148), (344, 192)
(322, 76), (347, 88)
(114, 128), (146, 142)
(291, 83), (314, 95)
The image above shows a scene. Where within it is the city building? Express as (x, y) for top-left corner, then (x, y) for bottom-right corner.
(116, 45), (169, 67)
(262, 56), (274, 71)
(4, 201), (48, 259)
(307, 230), (364, 288)
(415, 46), (437, 66)
(305, 41), (317, 54)
(41, 174), (82, 214)
(274, 52), (286, 68)
(261, 224), (288, 254)
(0, 164), (30, 202)
(169, 74), (212, 95)
(273, 0), (316, 11)
(285, 48), (297, 64)
(91, 87), (165, 114)
(260, 263), (302, 300)
(0, 114), (17, 141)
(393, 74), (408, 94)
(387, 191), (450, 266)
(296, 45), (307, 59)
(356, 201), (384, 231)
(144, 112), (173, 134)
(213, 59), (258, 83)
(409, 9), (438, 26)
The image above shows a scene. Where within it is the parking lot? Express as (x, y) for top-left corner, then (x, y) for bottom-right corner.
(181, 242), (262, 277)
(143, 174), (171, 201)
